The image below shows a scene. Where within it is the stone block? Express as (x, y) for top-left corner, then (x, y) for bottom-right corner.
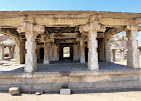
(35, 91), (44, 95)
(60, 88), (71, 95)
(9, 87), (20, 95)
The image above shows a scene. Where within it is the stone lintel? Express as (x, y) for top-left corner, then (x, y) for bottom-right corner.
(17, 21), (45, 34)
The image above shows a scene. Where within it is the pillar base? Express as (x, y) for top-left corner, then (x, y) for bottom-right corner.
(43, 60), (50, 64)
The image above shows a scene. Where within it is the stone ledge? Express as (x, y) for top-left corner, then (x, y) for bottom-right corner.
(0, 81), (141, 92)
(0, 69), (140, 79)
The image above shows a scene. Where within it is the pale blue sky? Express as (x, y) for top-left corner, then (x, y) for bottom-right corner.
(0, 0), (141, 45)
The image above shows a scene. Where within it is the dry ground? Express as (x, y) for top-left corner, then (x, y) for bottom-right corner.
(1, 91), (141, 101)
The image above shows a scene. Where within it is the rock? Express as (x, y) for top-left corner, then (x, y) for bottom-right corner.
(35, 91), (44, 95)
(9, 87), (20, 95)
(60, 88), (71, 95)
(2, 64), (10, 66)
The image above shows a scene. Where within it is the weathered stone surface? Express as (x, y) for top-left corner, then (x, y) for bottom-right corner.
(0, 46), (4, 60)
(9, 87), (20, 95)
(126, 26), (140, 68)
(44, 42), (50, 64)
(60, 88), (71, 95)
(88, 30), (99, 70)
(80, 38), (85, 63)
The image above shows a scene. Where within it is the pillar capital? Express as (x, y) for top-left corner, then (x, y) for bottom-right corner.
(126, 25), (138, 31)
(17, 21), (45, 35)
(79, 21), (101, 33)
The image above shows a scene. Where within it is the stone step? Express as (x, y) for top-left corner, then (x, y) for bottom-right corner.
(0, 80), (141, 93)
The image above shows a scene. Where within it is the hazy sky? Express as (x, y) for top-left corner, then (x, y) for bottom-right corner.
(0, 0), (141, 45)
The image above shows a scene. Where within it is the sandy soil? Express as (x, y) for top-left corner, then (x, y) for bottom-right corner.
(0, 91), (141, 101)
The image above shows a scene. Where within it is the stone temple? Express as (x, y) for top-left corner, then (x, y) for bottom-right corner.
(0, 10), (141, 93)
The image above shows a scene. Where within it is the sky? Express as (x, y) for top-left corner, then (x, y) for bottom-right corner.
(0, 0), (141, 45)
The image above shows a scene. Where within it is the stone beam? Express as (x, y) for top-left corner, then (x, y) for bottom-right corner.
(55, 39), (76, 43)
(50, 33), (78, 39)
(0, 28), (19, 38)
(135, 18), (141, 25)
(105, 26), (127, 39)
(99, 18), (134, 26)
(0, 16), (136, 29)
(0, 18), (23, 28)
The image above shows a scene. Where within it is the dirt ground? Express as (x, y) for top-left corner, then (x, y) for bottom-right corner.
(0, 91), (141, 101)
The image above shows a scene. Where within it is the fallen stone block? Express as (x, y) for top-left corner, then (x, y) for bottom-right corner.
(9, 87), (20, 95)
(60, 88), (71, 95)
(35, 91), (44, 95)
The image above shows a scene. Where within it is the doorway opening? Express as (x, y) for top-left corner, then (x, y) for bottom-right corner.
(40, 48), (44, 60)
(63, 47), (70, 58)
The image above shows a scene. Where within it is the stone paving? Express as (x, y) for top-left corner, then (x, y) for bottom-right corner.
(0, 60), (135, 73)
(0, 56), (140, 73)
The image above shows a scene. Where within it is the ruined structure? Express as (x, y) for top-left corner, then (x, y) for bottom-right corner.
(0, 10), (141, 92)
(0, 38), (15, 59)
(110, 35), (127, 61)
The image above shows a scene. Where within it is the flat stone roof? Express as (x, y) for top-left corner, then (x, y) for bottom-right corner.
(0, 10), (141, 19)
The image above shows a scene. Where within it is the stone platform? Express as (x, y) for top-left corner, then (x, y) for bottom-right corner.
(0, 62), (133, 73)
(0, 62), (140, 93)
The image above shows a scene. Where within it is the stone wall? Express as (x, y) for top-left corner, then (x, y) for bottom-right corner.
(0, 70), (140, 92)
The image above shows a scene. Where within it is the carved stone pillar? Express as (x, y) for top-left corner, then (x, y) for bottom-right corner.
(17, 20), (45, 72)
(98, 39), (105, 62)
(14, 38), (21, 64)
(79, 19), (101, 71)
(73, 45), (79, 61)
(0, 46), (4, 60)
(44, 42), (50, 64)
(54, 45), (59, 61)
(80, 38), (85, 63)
(112, 49), (116, 61)
(88, 30), (99, 70)
(105, 38), (111, 62)
(25, 33), (37, 72)
(50, 44), (53, 61)
(8, 47), (12, 58)
(126, 26), (140, 68)
(120, 49), (124, 61)
(11, 46), (15, 58)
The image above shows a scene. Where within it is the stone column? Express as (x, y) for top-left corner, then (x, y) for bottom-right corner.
(99, 39), (105, 62)
(126, 26), (140, 68)
(50, 44), (53, 61)
(0, 46), (4, 60)
(112, 49), (116, 61)
(25, 33), (37, 72)
(105, 38), (111, 62)
(54, 45), (59, 61)
(8, 47), (12, 58)
(44, 42), (50, 64)
(88, 30), (99, 70)
(17, 20), (45, 72)
(14, 38), (21, 64)
(20, 39), (25, 64)
(80, 38), (85, 63)
(73, 45), (79, 61)
(11, 46), (15, 58)
(120, 49), (124, 61)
